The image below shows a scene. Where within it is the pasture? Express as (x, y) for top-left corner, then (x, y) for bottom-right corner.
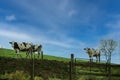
(0, 48), (120, 80)
(0, 48), (70, 61)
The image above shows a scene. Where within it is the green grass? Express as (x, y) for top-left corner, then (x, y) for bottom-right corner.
(1, 48), (120, 80)
(0, 48), (70, 62)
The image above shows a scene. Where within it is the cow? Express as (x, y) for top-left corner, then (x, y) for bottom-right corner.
(9, 41), (43, 58)
(9, 41), (33, 58)
(84, 48), (100, 62)
(32, 44), (42, 58)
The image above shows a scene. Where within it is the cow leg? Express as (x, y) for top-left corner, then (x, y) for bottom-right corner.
(19, 54), (22, 58)
(27, 48), (32, 58)
(96, 56), (98, 62)
(92, 57), (93, 62)
(29, 50), (33, 59)
(89, 56), (92, 63)
(26, 51), (27, 58)
(29, 50), (31, 58)
(16, 49), (19, 58)
(28, 51), (31, 58)
(28, 52), (30, 58)
(33, 52), (35, 58)
(30, 51), (33, 58)
(95, 56), (97, 62)
(99, 55), (100, 62)
(14, 49), (17, 57)
(18, 50), (22, 58)
(26, 51), (28, 58)
(16, 49), (20, 58)
(38, 52), (40, 59)
(26, 50), (31, 58)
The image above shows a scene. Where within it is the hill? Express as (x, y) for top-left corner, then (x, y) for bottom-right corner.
(0, 48), (70, 79)
(0, 48), (120, 80)
(0, 48), (70, 62)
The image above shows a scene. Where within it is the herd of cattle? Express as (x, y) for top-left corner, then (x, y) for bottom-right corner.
(9, 41), (101, 62)
(9, 41), (42, 58)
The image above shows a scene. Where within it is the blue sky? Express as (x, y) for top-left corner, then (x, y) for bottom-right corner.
(0, 0), (120, 64)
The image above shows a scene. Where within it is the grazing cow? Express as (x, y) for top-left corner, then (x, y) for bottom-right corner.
(84, 48), (100, 62)
(9, 41), (43, 58)
(32, 44), (42, 58)
(9, 41), (33, 58)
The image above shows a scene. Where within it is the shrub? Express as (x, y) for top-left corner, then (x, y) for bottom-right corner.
(48, 77), (61, 80)
(34, 76), (43, 80)
(3, 70), (30, 80)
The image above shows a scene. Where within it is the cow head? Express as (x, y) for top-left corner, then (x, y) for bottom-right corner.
(9, 42), (12, 44)
(84, 48), (90, 51)
(84, 48), (91, 53)
(9, 41), (15, 48)
(40, 44), (42, 48)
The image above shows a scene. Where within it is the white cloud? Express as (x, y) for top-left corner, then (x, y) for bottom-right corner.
(104, 15), (120, 40)
(103, 31), (120, 40)
(0, 27), (84, 49)
(0, 0), (101, 50)
(5, 14), (16, 21)
(44, 40), (71, 48)
(0, 30), (84, 48)
(0, 0), (99, 50)
(10, 0), (76, 25)
(107, 20), (120, 29)
(0, 29), (32, 40)
(106, 14), (120, 29)
(0, 27), (87, 49)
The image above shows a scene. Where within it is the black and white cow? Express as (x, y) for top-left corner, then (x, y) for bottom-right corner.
(84, 48), (100, 62)
(9, 41), (33, 58)
(32, 44), (42, 58)
(9, 41), (43, 58)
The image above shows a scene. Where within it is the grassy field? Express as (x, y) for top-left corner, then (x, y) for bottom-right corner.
(0, 48), (70, 79)
(0, 48), (70, 62)
(0, 48), (120, 80)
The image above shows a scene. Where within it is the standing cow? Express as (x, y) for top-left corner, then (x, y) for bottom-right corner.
(9, 41), (42, 58)
(84, 48), (100, 62)
(9, 41), (33, 58)
(32, 44), (42, 58)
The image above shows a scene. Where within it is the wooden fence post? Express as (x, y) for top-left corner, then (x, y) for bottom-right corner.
(70, 54), (74, 80)
(30, 57), (34, 80)
(108, 63), (111, 80)
(41, 51), (43, 60)
(69, 61), (72, 80)
(74, 58), (77, 80)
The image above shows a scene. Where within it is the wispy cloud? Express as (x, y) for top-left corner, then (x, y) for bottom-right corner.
(5, 14), (16, 21)
(0, 0), (120, 63)
(0, 28), (68, 48)
(0, 22), (86, 49)
(10, 0), (77, 25)
(44, 39), (71, 48)
(104, 14), (120, 40)
(110, 32), (120, 40)
(0, 29), (31, 40)
(0, 0), (103, 49)
(107, 21), (120, 30)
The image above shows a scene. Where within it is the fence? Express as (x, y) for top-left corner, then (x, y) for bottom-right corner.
(69, 54), (120, 80)
(0, 52), (69, 80)
(1, 53), (120, 80)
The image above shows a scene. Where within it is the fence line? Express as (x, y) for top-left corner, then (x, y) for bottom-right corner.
(69, 54), (120, 80)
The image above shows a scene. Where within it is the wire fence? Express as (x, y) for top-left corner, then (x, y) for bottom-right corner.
(69, 54), (120, 80)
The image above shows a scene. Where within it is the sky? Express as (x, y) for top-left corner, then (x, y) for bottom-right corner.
(0, 0), (120, 64)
